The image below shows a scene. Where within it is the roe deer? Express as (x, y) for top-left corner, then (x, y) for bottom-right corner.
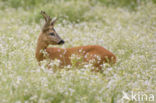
(35, 11), (116, 71)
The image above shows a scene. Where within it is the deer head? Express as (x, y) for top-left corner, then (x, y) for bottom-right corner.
(40, 11), (64, 45)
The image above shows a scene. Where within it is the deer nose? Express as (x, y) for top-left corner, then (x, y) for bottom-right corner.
(58, 40), (65, 45)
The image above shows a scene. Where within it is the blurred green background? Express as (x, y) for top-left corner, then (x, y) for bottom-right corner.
(1, 0), (155, 23)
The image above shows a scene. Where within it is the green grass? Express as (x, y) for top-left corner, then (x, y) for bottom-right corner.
(0, 0), (156, 103)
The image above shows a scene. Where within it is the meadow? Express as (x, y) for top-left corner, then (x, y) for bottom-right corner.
(0, 0), (156, 103)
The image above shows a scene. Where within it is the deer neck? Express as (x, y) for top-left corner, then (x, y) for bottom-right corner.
(35, 35), (49, 62)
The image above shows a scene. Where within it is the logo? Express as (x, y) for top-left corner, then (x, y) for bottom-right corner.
(121, 91), (155, 102)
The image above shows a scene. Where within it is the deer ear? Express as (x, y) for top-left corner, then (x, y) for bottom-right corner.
(51, 17), (57, 25)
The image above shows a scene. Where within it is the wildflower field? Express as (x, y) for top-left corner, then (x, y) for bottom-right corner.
(0, 0), (156, 103)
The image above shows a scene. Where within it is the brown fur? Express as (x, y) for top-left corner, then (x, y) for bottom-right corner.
(35, 11), (116, 71)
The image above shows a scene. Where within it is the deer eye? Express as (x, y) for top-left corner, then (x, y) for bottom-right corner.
(49, 33), (55, 36)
